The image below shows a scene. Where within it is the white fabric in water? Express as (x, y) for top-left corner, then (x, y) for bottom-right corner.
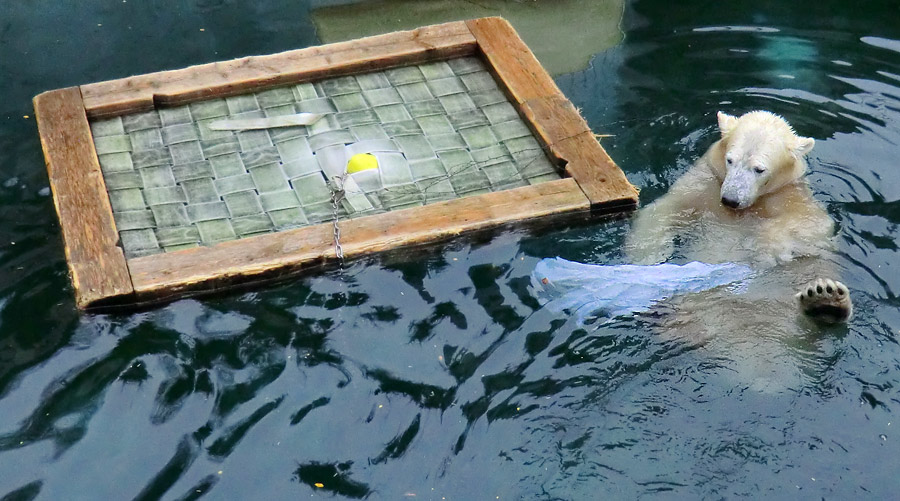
(531, 257), (753, 324)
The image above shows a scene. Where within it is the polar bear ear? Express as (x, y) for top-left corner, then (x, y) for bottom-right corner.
(717, 111), (738, 137)
(795, 136), (815, 156)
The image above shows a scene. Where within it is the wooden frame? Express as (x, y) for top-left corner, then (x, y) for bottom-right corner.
(34, 17), (638, 309)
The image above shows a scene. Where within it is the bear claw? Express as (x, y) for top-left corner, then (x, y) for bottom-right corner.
(796, 278), (852, 324)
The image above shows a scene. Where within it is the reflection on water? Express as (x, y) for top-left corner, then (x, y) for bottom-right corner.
(3, 0), (900, 498)
(311, 0), (625, 76)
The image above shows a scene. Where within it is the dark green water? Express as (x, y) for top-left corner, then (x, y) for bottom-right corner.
(3, 1), (900, 499)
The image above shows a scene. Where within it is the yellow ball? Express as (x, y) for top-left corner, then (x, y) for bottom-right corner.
(346, 153), (378, 174)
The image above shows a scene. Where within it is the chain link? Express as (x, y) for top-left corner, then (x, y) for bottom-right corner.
(330, 175), (346, 267)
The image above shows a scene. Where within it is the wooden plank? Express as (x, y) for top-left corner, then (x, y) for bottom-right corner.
(468, 17), (638, 211)
(519, 94), (591, 149)
(33, 88), (134, 308)
(552, 131), (639, 211)
(129, 225), (335, 301)
(466, 17), (561, 104)
(36, 17), (636, 308)
(127, 178), (589, 301)
(80, 21), (476, 118)
(339, 178), (588, 253)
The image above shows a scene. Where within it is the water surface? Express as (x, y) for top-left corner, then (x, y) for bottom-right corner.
(2, 1), (900, 498)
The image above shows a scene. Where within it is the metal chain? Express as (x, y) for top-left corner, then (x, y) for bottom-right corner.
(330, 175), (346, 268)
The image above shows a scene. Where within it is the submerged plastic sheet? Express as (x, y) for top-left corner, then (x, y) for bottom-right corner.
(531, 257), (753, 324)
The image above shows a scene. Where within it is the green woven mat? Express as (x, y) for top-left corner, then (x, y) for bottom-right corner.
(90, 56), (562, 258)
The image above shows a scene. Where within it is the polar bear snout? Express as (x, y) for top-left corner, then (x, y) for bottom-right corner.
(721, 195), (741, 209)
(719, 168), (758, 210)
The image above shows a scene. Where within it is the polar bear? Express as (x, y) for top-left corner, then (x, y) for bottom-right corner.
(625, 110), (852, 326)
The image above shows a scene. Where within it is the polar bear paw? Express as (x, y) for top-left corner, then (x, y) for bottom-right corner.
(796, 278), (852, 324)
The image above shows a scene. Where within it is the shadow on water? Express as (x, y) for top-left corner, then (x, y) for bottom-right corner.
(3, 0), (900, 499)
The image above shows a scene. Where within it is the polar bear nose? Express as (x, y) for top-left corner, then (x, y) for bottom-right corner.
(721, 195), (740, 208)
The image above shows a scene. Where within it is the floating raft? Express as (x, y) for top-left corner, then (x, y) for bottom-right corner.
(33, 17), (638, 309)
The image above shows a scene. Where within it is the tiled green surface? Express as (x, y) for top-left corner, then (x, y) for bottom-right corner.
(91, 57), (562, 258)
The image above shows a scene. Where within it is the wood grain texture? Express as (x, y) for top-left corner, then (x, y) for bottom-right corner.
(33, 88), (134, 308)
(468, 17), (638, 211)
(553, 131), (639, 211)
(127, 178), (589, 301)
(466, 17), (560, 104)
(81, 21), (477, 118)
(519, 94), (591, 148)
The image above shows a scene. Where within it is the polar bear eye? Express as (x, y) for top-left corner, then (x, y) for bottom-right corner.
(725, 156), (734, 166)
(754, 165), (766, 174)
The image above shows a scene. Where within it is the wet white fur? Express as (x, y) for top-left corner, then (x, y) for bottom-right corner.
(713, 111), (815, 210)
(626, 110), (833, 267)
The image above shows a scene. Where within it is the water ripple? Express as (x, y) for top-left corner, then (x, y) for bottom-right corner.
(3, 1), (900, 499)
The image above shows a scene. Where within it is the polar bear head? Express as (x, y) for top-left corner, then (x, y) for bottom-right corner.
(710, 111), (815, 210)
